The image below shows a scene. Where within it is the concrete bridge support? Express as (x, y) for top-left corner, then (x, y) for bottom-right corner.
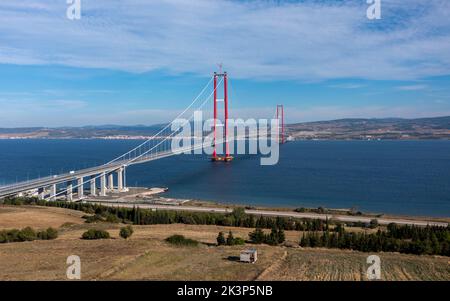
(108, 173), (114, 191)
(66, 181), (73, 201)
(77, 177), (84, 199)
(90, 176), (96, 196)
(117, 167), (128, 192)
(100, 172), (107, 197)
(50, 184), (56, 201)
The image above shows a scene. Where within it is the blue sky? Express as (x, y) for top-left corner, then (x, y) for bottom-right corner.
(0, 0), (450, 127)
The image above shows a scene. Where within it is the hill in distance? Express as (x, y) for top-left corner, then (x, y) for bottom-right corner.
(287, 116), (450, 140)
(0, 116), (450, 140)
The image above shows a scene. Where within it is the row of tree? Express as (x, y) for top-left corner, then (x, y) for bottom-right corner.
(300, 225), (450, 256)
(6, 197), (336, 231)
(248, 227), (286, 245)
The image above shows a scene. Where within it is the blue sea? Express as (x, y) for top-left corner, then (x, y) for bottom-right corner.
(0, 139), (449, 217)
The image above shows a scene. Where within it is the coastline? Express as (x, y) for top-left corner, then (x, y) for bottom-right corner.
(182, 199), (450, 223)
(78, 187), (450, 223)
(83, 195), (450, 227)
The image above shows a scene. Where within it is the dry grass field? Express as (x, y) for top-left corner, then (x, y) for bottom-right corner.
(0, 205), (85, 229)
(0, 205), (449, 281)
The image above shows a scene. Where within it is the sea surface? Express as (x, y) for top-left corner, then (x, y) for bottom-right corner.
(0, 139), (449, 217)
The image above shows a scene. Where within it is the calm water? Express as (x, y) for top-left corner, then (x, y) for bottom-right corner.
(0, 139), (449, 217)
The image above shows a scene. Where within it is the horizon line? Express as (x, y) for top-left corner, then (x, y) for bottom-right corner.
(1, 115), (449, 129)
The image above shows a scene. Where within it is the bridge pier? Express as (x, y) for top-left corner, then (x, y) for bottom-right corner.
(77, 177), (84, 199)
(117, 167), (127, 192)
(90, 175), (96, 196)
(108, 173), (114, 191)
(50, 184), (56, 201)
(100, 173), (107, 196)
(66, 181), (73, 201)
(38, 187), (45, 200)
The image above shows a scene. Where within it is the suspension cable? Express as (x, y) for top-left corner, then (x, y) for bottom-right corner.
(105, 76), (214, 165)
(44, 77), (223, 201)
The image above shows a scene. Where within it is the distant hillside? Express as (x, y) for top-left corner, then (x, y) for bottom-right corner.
(287, 116), (450, 140)
(0, 125), (166, 139)
(1, 116), (450, 140)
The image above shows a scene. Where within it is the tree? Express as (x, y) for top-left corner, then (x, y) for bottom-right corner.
(46, 227), (58, 240)
(249, 228), (265, 244)
(231, 207), (246, 221)
(300, 233), (309, 247)
(217, 232), (226, 246)
(106, 213), (121, 223)
(81, 229), (110, 240)
(266, 227), (280, 246)
(37, 227), (58, 240)
(226, 231), (235, 246)
(18, 227), (36, 241)
(277, 228), (286, 244)
(119, 225), (134, 239)
(369, 219), (379, 229)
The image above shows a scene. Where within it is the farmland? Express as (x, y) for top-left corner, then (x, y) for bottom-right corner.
(0, 205), (448, 281)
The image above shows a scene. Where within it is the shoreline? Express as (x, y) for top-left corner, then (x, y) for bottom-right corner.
(181, 199), (450, 223)
(82, 193), (449, 227)
(74, 187), (450, 225)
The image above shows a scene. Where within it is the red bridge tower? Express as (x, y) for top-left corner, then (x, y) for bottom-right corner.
(212, 71), (233, 162)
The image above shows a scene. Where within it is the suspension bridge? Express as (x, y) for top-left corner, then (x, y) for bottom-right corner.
(0, 72), (286, 201)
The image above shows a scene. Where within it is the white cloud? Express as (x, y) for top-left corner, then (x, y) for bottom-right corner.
(0, 0), (449, 81)
(329, 83), (366, 89)
(396, 84), (428, 91)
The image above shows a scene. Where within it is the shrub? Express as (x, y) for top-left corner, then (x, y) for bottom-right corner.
(217, 232), (226, 245)
(6, 229), (20, 242)
(18, 227), (37, 242)
(165, 235), (198, 246)
(119, 225), (134, 239)
(224, 231), (245, 246)
(232, 237), (246, 245)
(105, 213), (121, 223)
(37, 227), (58, 240)
(1, 227), (57, 243)
(81, 229), (110, 240)
(83, 214), (104, 223)
(0, 231), (8, 243)
(0, 229), (20, 243)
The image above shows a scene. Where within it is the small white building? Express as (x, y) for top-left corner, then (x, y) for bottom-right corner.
(240, 249), (257, 263)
